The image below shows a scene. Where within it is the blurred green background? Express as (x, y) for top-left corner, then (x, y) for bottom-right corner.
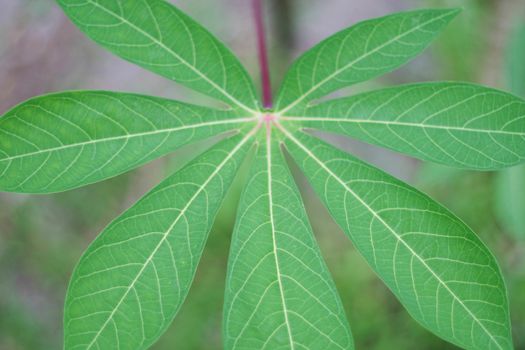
(1, 0), (524, 349)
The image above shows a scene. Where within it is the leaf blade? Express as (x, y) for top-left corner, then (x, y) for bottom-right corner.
(0, 91), (254, 193)
(283, 82), (525, 169)
(57, 0), (259, 112)
(223, 133), (353, 349)
(64, 132), (254, 350)
(275, 8), (459, 114)
(280, 127), (513, 350)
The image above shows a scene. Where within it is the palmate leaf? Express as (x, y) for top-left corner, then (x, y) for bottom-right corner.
(57, 0), (259, 112)
(0, 91), (252, 193)
(0, 2), (521, 350)
(275, 8), (460, 114)
(64, 132), (254, 350)
(223, 133), (353, 349)
(279, 126), (513, 350)
(281, 83), (525, 170)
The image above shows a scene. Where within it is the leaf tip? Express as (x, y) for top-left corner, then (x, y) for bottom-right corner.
(444, 7), (463, 19)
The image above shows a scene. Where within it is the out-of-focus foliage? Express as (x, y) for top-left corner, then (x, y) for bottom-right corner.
(494, 18), (525, 350)
(496, 166), (525, 239)
(495, 19), (525, 240)
(506, 20), (525, 97)
(425, 0), (490, 81)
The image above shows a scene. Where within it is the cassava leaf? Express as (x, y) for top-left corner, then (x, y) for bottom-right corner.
(0, 2), (520, 349)
(0, 91), (252, 193)
(279, 126), (513, 350)
(64, 132), (254, 350)
(281, 83), (525, 170)
(223, 134), (353, 349)
(57, 0), (259, 112)
(275, 8), (460, 114)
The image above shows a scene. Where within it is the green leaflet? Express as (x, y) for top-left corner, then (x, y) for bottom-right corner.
(280, 128), (512, 350)
(0, 91), (252, 193)
(64, 132), (253, 350)
(57, 0), (259, 112)
(223, 133), (353, 349)
(1, 2), (522, 349)
(275, 8), (460, 114)
(281, 83), (525, 170)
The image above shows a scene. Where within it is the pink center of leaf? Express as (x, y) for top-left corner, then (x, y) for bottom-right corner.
(263, 114), (276, 123)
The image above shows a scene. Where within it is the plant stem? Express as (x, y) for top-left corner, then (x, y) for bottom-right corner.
(252, 0), (273, 109)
